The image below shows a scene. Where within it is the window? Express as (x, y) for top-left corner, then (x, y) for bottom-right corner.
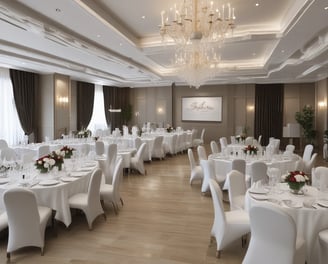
(0, 68), (25, 145)
(87, 84), (108, 134)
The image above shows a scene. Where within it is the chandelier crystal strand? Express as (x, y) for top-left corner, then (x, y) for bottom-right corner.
(160, 0), (235, 88)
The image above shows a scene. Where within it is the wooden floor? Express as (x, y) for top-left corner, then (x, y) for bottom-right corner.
(0, 146), (324, 264)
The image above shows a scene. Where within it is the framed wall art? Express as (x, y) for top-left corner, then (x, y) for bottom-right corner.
(182, 96), (222, 122)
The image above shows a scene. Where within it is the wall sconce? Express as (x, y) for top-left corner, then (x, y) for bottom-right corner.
(108, 105), (121, 112)
(157, 107), (164, 114)
(318, 101), (327, 108)
(247, 105), (254, 111)
(57, 96), (69, 104)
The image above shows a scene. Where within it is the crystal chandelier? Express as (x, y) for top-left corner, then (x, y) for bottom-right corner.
(160, 0), (236, 88)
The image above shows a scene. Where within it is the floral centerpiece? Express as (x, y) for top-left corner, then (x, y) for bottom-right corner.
(282, 170), (309, 194)
(61, 145), (75, 159)
(166, 124), (174, 133)
(243, 145), (258, 155)
(77, 128), (91, 138)
(236, 134), (246, 143)
(35, 150), (64, 173)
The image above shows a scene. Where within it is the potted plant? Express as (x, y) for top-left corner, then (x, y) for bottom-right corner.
(295, 105), (316, 145)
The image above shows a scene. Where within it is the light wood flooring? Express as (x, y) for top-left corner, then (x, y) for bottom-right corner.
(0, 145), (325, 263)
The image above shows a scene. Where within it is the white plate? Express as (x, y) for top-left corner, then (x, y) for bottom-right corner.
(317, 200), (328, 208)
(283, 200), (303, 208)
(38, 179), (59, 186)
(251, 194), (268, 200)
(0, 178), (9, 184)
(78, 167), (94, 172)
(61, 177), (76, 182)
(249, 188), (269, 195)
(70, 172), (86, 177)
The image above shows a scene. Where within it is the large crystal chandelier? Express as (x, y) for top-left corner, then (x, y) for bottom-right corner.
(160, 0), (236, 88)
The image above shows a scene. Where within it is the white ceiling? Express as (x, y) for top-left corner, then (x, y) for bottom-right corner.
(0, 0), (327, 88)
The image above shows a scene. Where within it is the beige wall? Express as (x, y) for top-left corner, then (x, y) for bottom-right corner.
(130, 86), (173, 128)
(316, 78), (328, 148)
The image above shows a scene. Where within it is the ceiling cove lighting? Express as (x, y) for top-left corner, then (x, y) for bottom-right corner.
(159, 0), (236, 89)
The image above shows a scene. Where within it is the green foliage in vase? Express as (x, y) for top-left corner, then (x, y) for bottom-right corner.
(295, 105), (316, 144)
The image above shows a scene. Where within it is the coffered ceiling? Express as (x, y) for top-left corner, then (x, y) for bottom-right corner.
(0, 0), (327, 88)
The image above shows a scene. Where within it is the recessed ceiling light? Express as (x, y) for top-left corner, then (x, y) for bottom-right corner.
(324, 6), (328, 10)
(281, 49), (285, 53)
(119, 43), (123, 46)
(141, 15), (146, 19)
(255, 3), (259, 7)
(97, 34), (101, 38)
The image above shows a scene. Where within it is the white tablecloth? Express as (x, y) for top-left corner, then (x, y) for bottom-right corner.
(245, 184), (328, 264)
(211, 155), (297, 189)
(0, 162), (96, 227)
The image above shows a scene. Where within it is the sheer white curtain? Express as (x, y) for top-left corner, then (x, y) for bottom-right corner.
(0, 68), (25, 145)
(87, 84), (108, 135)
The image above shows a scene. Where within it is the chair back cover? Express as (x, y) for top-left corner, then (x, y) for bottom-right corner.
(0, 147), (17, 161)
(105, 143), (118, 184)
(0, 139), (8, 149)
(197, 145), (207, 162)
(152, 136), (164, 158)
(38, 145), (50, 158)
(87, 169), (103, 206)
(95, 141), (105, 156)
(200, 159), (216, 193)
(4, 188), (44, 252)
(210, 141), (219, 154)
(227, 170), (246, 210)
(313, 166), (328, 189)
(303, 144), (313, 161)
(242, 205), (297, 264)
(250, 161), (268, 185)
(111, 158), (124, 205)
(231, 159), (246, 175)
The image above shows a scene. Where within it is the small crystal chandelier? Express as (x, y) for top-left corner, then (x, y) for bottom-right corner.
(160, 0), (236, 88)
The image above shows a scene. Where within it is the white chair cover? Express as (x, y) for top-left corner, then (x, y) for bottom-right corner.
(319, 229), (328, 264)
(68, 168), (105, 230)
(188, 148), (204, 184)
(197, 145), (207, 163)
(38, 145), (50, 158)
(4, 188), (52, 257)
(303, 144), (314, 162)
(210, 141), (219, 154)
(193, 128), (205, 147)
(250, 161), (268, 186)
(100, 158), (124, 213)
(209, 179), (250, 257)
(313, 166), (328, 189)
(0, 147), (17, 161)
(227, 170), (246, 210)
(130, 143), (147, 174)
(95, 140), (105, 156)
(151, 136), (165, 159)
(242, 204), (305, 264)
(0, 139), (8, 150)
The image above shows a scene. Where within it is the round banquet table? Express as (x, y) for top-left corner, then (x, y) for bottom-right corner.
(0, 161), (97, 227)
(245, 183), (328, 264)
(210, 154), (297, 189)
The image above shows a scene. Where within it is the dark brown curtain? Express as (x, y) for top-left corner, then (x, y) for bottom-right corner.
(10, 69), (37, 136)
(103, 86), (130, 130)
(254, 84), (284, 146)
(76, 81), (94, 130)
